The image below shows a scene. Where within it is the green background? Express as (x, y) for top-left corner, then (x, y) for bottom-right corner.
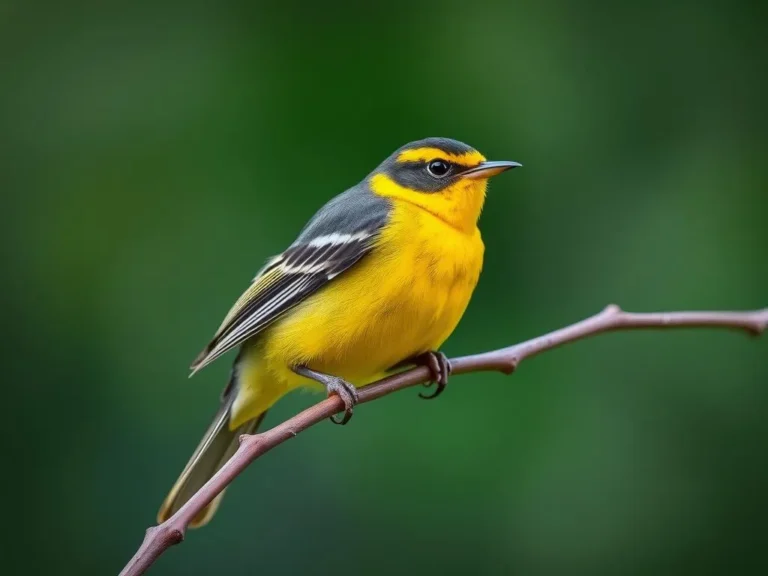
(3, 1), (767, 574)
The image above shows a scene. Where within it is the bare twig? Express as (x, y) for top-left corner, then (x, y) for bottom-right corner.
(120, 305), (768, 576)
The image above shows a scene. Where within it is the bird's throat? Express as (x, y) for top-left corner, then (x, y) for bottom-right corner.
(369, 173), (486, 234)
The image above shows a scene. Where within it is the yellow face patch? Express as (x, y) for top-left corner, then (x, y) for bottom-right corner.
(396, 147), (486, 167)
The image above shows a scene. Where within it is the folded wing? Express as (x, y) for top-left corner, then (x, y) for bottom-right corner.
(190, 187), (390, 373)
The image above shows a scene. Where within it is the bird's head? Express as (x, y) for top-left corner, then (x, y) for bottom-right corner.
(368, 137), (520, 233)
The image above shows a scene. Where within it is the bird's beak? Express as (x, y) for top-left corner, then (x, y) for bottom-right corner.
(461, 160), (522, 180)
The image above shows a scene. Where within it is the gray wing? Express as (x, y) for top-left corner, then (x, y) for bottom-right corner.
(190, 184), (391, 374)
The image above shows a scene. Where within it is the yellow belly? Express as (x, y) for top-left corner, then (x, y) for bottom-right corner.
(230, 201), (484, 427)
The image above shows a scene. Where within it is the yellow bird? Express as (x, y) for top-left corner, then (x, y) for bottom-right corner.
(158, 137), (520, 527)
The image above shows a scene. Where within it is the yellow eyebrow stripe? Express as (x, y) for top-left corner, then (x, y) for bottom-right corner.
(396, 147), (486, 167)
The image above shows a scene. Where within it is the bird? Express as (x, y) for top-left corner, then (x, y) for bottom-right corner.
(157, 137), (520, 528)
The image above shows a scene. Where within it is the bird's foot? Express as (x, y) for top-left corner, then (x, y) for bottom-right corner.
(323, 376), (359, 425)
(413, 351), (452, 399)
(292, 365), (359, 425)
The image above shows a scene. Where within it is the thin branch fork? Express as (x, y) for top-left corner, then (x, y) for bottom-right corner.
(120, 304), (768, 576)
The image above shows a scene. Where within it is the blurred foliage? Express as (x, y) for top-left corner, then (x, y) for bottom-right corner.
(2, 0), (767, 574)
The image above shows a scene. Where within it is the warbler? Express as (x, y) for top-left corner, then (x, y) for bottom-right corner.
(158, 137), (520, 527)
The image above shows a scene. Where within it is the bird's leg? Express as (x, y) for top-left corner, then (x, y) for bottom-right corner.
(392, 351), (452, 400)
(292, 366), (359, 425)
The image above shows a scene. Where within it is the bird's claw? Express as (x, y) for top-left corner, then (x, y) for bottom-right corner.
(291, 365), (360, 425)
(325, 377), (359, 425)
(417, 351), (451, 400)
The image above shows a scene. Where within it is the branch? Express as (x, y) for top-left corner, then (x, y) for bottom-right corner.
(120, 305), (767, 576)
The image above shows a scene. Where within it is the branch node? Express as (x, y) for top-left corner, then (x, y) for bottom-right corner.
(603, 303), (622, 315)
(753, 310), (768, 335)
(146, 524), (184, 546)
(169, 528), (184, 545)
(239, 433), (262, 449)
(500, 357), (518, 375)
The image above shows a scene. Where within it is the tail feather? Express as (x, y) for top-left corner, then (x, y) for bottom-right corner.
(157, 387), (266, 528)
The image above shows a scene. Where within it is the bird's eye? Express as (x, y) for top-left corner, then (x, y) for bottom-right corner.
(427, 159), (451, 178)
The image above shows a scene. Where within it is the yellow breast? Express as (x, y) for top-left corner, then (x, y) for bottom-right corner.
(265, 200), (483, 380)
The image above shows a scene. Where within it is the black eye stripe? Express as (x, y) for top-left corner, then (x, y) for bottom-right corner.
(385, 159), (475, 193)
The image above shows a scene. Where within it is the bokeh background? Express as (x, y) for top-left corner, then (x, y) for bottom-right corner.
(3, 1), (767, 574)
